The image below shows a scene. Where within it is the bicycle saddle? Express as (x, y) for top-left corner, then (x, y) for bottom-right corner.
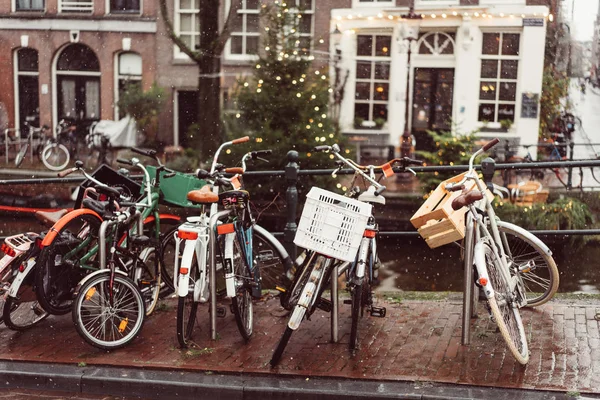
(35, 209), (69, 227)
(451, 190), (484, 211)
(82, 198), (113, 218)
(187, 185), (218, 204)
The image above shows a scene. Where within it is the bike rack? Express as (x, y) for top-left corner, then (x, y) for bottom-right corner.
(462, 213), (477, 345)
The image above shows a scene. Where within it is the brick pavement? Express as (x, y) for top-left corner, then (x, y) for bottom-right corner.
(0, 294), (599, 396)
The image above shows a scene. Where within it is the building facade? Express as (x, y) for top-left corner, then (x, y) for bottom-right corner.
(0, 0), (157, 137)
(0, 0), (550, 157)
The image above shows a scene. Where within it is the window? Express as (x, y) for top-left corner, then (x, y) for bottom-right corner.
(59, 0), (93, 12)
(15, 48), (40, 130)
(176, 0), (200, 57)
(478, 32), (520, 123)
(110, 0), (140, 13)
(418, 32), (455, 55)
(228, 0), (260, 57)
(15, 0), (45, 11)
(354, 0), (393, 6)
(354, 34), (391, 127)
(289, 0), (314, 56)
(116, 52), (142, 119)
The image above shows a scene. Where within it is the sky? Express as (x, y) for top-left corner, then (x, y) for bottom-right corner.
(569, 0), (599, 41)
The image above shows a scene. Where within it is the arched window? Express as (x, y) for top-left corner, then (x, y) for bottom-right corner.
(15, 48), (39, 130)
(56, 43), (100, 123)
(417, 32), (455, 55)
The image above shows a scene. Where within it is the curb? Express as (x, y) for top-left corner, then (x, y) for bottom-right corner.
(0, 360), (592, 400)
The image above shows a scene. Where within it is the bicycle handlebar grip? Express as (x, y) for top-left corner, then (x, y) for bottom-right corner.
(96, 185), (122, 198)
(374, 186), (387, 196)
(446, 184), (465, 192)
(196, 169), (211, 179)
(254, 150), (273, 156)
(163, 172), (177, 179)
(483, 138), (500, 152)
(225, 167), (244, 174)
(407, 158), (424, 166)
(232, 136), (250, 144)
(117, 158), (134, 166)
(57, 167), (76, 178)
(313, 145), (330, 152)
(131, 147), (152, 157)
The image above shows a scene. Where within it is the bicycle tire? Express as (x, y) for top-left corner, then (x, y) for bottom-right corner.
(35, 213), (102, 315)
(480, 243), (529, 364)
(15, 143), (29, 167)
(72, 273), (145, 350)
(159, 226), (180, 293)
(253, 225), (292, 293)
(498, 223), (559, 307)
(270, 326), (293, 367)
(349, 277), (364, 351)
(41, 143), (70, 171)
(3, 264), (50, 331)
(229, 232), (253, 341)
(176, 255), (200, 348)
(281, 251), (314, 311)
(132, 247), (161, 316)
(0, 257), (25, 325)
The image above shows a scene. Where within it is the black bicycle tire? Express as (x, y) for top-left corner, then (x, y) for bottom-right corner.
(159, 225), (180, 293)
(349, 277), (364, 351)
(281, 251), (314, 311)
(270, 326), (294, 367)
(176, 256), (200, 348)
(35, 213), (102, 315)
(72, 273), (145, 350)
(229, 231), (253, 341)
(3, 285), (50, 331)
(252, 225), (292, 294)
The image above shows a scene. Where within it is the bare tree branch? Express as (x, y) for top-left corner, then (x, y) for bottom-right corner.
(212, 0), (243, 55)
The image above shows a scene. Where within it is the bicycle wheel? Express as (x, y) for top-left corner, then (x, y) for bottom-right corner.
(176, 255), (200, 348)
(480, 243), (529, 364)
(72, 273), (145, 350)
(498, 223), (559, 307)
(253, 225), (292, 292)
(131, 247), (161, 316)
(280, 251), (314, 311)
(159, 226), (180, 293)
(270, 326), (293, 367)
(349, 277), (365, 351)
(15, 142), (29, 167)
(3, 265), (50, 331)
(228, 232), (253, 341)
(41, 143), (70, 171)
(35, 213), (102, 315)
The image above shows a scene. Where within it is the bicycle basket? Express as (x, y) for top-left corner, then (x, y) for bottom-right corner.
(146, 166), (206, 208)
(75, 164), (143, 209)
(294, 187), (372, 262)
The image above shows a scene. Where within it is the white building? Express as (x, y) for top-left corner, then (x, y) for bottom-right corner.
(331, 0), (550, 157)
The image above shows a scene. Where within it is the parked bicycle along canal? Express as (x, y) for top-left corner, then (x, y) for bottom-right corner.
(0, 209), (598, 294)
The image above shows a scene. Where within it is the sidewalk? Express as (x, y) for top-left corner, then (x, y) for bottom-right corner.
(0, 294), (599, 399)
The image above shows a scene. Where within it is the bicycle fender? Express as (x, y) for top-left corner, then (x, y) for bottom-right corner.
(177, 239), (197, 297)
(143, 214), (181, 226)
(224, 233), (235, 298)
(496, 221), (553, 257)
(473, 241), (495, 299)
(41, 209), (102, 248)
(355, 237), (370, 279)
(288, 304), (308, 330)
(74, 269), (128, 296)
(7, 257), (37, 298)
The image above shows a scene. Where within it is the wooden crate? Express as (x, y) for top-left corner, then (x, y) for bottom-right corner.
(411, 172), (492, 249)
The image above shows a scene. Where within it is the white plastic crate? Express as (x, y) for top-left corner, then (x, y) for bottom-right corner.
(294, 187), (372, 262)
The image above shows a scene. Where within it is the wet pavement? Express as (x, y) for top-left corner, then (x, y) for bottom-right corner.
(0, 294), (599, 398)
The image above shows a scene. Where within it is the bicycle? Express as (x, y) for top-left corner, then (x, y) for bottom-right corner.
(40, 119), (82, 171)
(174, 137), (292, 347)
(84, 122), (113, 169)
(35, 152), (183, 316)
(270, 144), (421, 365)
(14, 122), (50, 168)
(443, 138), (558, 364)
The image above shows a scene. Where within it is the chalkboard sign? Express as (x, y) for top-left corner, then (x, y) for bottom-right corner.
(521, 93), (539, 119)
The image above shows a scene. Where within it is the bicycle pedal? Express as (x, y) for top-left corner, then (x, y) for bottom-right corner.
(317, 298), (332, 312)
(216, 306), (227, 318)
(343, 299), (352, 305)
(370, 306), (386, 318)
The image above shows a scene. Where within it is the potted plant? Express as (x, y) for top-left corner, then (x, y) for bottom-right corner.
(374, 117), (386, 129)
(499, 119), (513, 132)
(354, 117), (365, 129)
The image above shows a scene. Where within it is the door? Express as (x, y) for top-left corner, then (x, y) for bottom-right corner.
(177, 90), (198, 149)
(411, 68), (454, 149)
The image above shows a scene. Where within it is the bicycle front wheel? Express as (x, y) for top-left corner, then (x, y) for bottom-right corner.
(15, 143), (29, 167)
(498, 223), (559, 307)
(253, 225), (292, 293)
(3, 263), (50, 331)
(349, 277), (365, 351)
(481, 243), (529, 364)
(228, 233), (253, 341)
(41, 143), (70, 171)
(73, 273), (145, 350)
(133, 247), (161, 316)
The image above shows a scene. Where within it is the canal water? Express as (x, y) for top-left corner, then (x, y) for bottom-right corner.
(2, 214), (598, 294)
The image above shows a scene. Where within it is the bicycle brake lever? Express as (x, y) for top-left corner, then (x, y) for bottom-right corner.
(406, 168), (417, 176)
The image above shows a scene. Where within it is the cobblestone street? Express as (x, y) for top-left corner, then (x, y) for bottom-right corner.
(0, 294), (598, 397)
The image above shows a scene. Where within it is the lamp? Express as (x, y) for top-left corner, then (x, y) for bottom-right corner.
(331, 25), (348, 124)
(331, 24), (342, 48)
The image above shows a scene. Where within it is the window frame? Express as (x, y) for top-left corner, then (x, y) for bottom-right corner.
(12, 0), (46, 12)
(478, 31), (521, 125)
(174, 0), (201, 60)
(106, 0), (142, 15)
(353, 33), (392, 128)
(225, 0), (261, 61)
(14, 47), (40, 134)
(114, 52), (143, 120)
(352, 0), (394, 8)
